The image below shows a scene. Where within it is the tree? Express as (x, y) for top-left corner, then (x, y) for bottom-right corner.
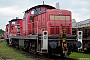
(0, 29), (5, 34)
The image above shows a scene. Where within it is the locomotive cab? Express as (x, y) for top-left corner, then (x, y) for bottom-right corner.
(9, 19), (23, 36)
(22, 5), (55, 35)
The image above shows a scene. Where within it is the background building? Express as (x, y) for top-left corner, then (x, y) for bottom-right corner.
(72, 18), (90, 28)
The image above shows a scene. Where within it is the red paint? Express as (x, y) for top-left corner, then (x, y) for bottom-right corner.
(6, 19), (23, 37)
(5, 5), (72, 37)
(5, 24), (9, 38)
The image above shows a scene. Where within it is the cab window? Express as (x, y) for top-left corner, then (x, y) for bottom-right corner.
(30, 16), (33, 22)
(23, 12), (28, 18)
(31, 8), (41, 14)
(12, 21), (17, 24)
(46, 8), (51, 11)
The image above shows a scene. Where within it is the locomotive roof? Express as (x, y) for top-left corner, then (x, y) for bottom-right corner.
(6, 24), (9, 26)
(9, 19), (22, 22)
(25, 4), (56, 13)
(46, 9), (71, 12)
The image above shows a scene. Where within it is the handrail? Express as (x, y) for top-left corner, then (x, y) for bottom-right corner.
(25, 21), (71, 35)
(27, 21), (38, 35)
(46, 21), (71, 29)
(46, 21), (72, 35)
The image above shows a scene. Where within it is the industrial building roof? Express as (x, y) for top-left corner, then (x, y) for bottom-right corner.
(72, 18), (90, 27)
(77, 19), (90, 26)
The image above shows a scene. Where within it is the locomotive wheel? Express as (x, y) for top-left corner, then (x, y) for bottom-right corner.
(24, 40), (29, 52)
(60, 50), (67, 57)
(28, 42), (31, 52)
(45, 52), (52, 58)
(49, 52), (53, 57)
(6, 39), (9, 44)
(60, 52), (64, 57)
(15, 44), (19, 49)
(84, 50), (87, 54)
(48, 47), (54, 57)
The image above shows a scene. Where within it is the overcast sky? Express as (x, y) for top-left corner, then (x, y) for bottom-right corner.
(0, 0), (90, 30)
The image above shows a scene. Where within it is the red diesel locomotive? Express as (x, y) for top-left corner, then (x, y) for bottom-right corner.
(5, 4), (81, 57)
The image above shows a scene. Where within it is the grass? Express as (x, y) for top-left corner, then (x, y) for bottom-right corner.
(69, 52), (90, 60)
(0, 41), (31, 60)
(0, 39), (90, 60)
(0, 39), (5, 43)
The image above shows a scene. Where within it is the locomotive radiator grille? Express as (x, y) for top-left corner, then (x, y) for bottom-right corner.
(50, 26), (59, 34)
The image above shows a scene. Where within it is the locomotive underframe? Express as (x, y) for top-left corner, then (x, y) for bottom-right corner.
(7, 34), (77, 56)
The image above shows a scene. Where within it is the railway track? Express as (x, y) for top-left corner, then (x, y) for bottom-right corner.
(19, 50), (76, 60)
(0, 39), (5, 43)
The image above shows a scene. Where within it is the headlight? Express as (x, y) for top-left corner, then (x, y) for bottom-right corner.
(44, 32), (47, 35)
